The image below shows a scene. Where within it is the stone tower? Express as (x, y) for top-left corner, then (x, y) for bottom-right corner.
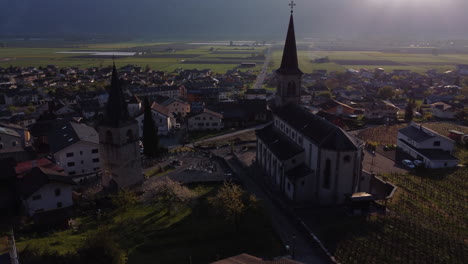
(275, 10), (303, 106)
(98, 64), (143, 189)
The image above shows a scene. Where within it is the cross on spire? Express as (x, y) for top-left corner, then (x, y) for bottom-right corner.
(289, 0), (296, 14)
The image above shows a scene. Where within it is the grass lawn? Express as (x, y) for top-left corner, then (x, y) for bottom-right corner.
(15, 183), (283, 264)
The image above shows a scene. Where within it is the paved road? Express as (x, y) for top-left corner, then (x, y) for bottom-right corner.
(362, 149), (407, 174)
(253, 47), (272, 89)
(225, 156), (330, 264)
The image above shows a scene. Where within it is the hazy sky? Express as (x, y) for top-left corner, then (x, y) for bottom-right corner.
(1, 0), (468, 39)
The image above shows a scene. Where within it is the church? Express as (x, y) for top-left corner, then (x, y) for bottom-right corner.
(256, 8), (365, 205)
(97, 63), (143, 189)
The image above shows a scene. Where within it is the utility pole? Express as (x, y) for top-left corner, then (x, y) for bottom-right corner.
(8, 230), (19, 264)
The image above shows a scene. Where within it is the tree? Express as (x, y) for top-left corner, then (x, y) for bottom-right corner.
(78, 228), (128, 264)
(405, 100), (415, 122)
(377, 86), (395, 100)
(142, 177), (194, 215)
(143, 97), (159, 157)
(111, 190), (138, 211)
(208, 181), (251, 230)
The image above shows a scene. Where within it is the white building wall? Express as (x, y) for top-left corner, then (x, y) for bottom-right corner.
(24, 183), (73, 216)
(188, 112), (223, 131)
(54, 141), (101, 176)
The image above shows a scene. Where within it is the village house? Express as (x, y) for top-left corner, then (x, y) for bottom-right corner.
(397, 123), (459, 168)
(19, 167), (75, 217)
(319, 99), (359, 116)
(135, 102), (175, 137)
(156, 97), (191, 117)
(245, 88), (267, 100)
(363, 100), (399, 123)
(188, 108), (223, 131)
(430, 102), (458, 119)
(29, 119), (101, 178)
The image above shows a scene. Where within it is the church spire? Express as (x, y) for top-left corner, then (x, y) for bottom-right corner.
(104, 62), (130, 127)
(277, 5), (302, 76)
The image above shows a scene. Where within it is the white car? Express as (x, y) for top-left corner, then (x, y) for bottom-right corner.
(402, 159), (415, 169)
(413, 160), (424, 167)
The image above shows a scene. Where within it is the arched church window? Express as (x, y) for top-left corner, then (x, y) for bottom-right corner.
(126, 129), (134, 143)
(287, 81), (296, 96)
(106, 130), (113, 144)
(323, 159), (331, 189)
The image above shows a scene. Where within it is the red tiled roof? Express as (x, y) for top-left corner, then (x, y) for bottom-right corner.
(15, 158), (64, 177)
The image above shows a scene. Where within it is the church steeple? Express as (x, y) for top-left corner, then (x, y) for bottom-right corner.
(275, 2), (303, 107)
(104, 62), (130, 127)
(277, 12), (303, 76)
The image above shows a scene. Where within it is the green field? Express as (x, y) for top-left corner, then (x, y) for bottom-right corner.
(15, 183), (283, 264)
(0, 43), (264, 74)
(269, 50), (468, 74)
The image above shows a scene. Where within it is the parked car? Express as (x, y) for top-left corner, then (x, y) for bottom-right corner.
(402, 159), (415, 169)
(413, 160), (424, 167)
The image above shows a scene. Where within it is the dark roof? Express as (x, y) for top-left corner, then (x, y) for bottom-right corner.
(286, 164), (311, 181)
(256, 124), (304, 160)
(273, 104), (362, 151)
(19, 167), (75, 198)
(102, 64), (131, 127)
(245, 88), (267, 95)
(276, 14), (303, 76)
(398, 125), (434, 143)
(212, 253), (303, 264)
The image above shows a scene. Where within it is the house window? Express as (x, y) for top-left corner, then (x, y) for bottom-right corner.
(81, 160), (84, 164)
(12, 141), (17, 147)
(209, 117), (213, 120)
(80, 151), (83, 155)
(55, 188), (61, 196)
(57, 202), (63, 208)
(66, 152), (74, 157)
(69, 171), (76, 175)
(301, 180), (305, 186)
(32, 194), (42, 200)
(203, 117), (206, 120)
(433, 141), (441, 147)
(287, 182), (291, 190)
(93, 158), (100, 163)
(106, 130), (113, 144)
(206, 123), (210, 126)
(0, 144), (2, 149)
(92, 149), (99, 154)
(67, 162), (75, 167)
(323, 159), (332, 189)
(195, 117), (200, 120)
(212, 123), (217, 126)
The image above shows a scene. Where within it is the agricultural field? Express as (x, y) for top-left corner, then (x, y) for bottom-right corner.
(269, 49), (468, 74)
(299, 166), (467, 264)
(353, 122), (468, 146)
(0, 43), (265, 74)
(332, 168), (468, 263)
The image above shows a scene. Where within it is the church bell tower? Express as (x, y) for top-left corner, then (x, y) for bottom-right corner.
(98, 63), (143, 189)
(275, 1), (303, 106)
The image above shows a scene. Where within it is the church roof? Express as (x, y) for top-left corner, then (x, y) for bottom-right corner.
(273, 104), (362, 151)
(276, 14), (303, 76)
(103, 64), (131, 127)
(256, 124), (304, 161)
